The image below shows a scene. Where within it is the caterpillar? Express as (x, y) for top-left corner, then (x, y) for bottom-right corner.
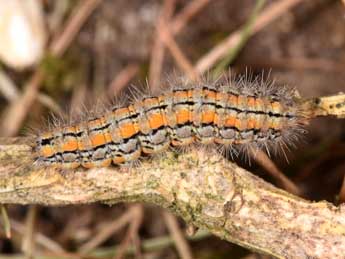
(34, 75), (310, 169)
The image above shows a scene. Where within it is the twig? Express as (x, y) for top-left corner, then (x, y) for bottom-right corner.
(0, 146), (343, 258)
(163, 211), (193, 259)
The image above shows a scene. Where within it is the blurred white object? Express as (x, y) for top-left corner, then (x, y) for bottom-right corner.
(0, 0), (46, 69)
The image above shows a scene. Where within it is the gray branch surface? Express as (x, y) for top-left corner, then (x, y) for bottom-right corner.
(0, 137), (345, 259)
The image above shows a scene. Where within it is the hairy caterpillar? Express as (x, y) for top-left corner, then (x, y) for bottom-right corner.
(34, 75), (310, 169)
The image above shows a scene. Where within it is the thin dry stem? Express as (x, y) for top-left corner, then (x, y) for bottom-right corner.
(50, 0), (102, 56)
(171, 0), (211, 34)
(21, 206), (37, 257)
(114, 204), (143, 259)
(0, 69), (19, 102)
(340, 176), (345, 204)
(160, 27), (200, 82)
(10, 219), (65, 253)
(149, 0), (176, 91)
(108, 64), (140, 96)
(163, 211), (193, 259)
(149, 0), (210, 90)
(337, 164), (345, 204)
(0, 205), (11, 239)
(0, 71), (44, 137)
(195, 0), (304, 74)
(253, 150), (301, 196)
(244, 57), (345, 73)
(78, 208), (133, 253)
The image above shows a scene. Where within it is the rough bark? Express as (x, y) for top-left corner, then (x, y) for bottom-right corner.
(0, 137), (345, 259)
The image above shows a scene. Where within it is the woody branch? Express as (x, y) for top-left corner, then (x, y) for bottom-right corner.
(1, 94), (345, 259)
